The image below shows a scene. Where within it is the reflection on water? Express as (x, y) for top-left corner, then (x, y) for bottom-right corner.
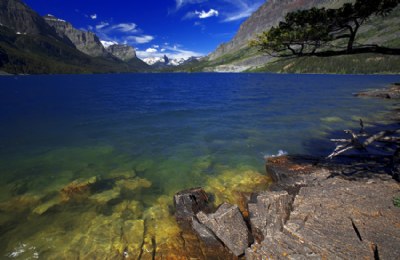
(0, 73), (399, 258)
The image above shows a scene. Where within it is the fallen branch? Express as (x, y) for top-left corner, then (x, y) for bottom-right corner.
(327, 120), (400, 159)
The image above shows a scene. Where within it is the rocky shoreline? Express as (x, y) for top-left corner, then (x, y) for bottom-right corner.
(173, 155), (400, 259)
(173, 84), (400, 259)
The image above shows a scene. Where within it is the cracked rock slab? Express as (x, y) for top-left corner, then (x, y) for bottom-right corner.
(248, 155), (400, 259)
(197, 202), (252, 256)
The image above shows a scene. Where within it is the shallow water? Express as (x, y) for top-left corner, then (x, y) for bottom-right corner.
(0, 73), (399, 258)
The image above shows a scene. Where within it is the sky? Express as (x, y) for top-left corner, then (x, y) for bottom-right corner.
(25, 0), (266, 60)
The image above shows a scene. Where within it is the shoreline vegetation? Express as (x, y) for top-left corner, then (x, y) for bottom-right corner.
(172, 83), (400, 258)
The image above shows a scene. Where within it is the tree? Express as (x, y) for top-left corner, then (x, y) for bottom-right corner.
(251, 0), (400, 56)
(250, 7), (332, 56)
(332, 0), (399, 52)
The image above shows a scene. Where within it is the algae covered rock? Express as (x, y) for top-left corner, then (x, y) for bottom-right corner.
(116, 177), (152, 191)
(0, 193), (42, 213)
(205, 167), (270, 214)
(89, 187), (121, 204)
(113, 200), (143, 219)
(60, 176), (98, 201)
(33, 195), (63, 215)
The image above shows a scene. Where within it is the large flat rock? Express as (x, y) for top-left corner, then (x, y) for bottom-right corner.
(247, 156), (400, 259)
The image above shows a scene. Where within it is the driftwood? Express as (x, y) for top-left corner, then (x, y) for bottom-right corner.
(327, 119), (400, 159)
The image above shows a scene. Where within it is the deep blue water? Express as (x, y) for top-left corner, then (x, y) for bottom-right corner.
(0, 73), (399, 257)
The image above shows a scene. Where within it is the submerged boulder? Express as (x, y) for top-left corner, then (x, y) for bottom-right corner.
(60, 176), (98, 201)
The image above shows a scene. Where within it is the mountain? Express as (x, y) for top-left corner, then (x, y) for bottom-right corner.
(44, 14), (108, 57)
(143, 56), (167, 66)
(209, 0), (350, 61)
(0, 0), (66, 41)
(143, 55), (201, 68)
(0, 0), (149, 74)
(196, 0), (400, 73)
(104, 44), (136, 61)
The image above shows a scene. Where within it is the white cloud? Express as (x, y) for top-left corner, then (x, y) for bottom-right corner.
(195, 9), (219, 19)
(110, 23), (137, 33)
(94, 21), (154, 45)
(136, 44), (203, 60)
(146, 48), (158, 53)
(126, 35), (154, 44)
(90, 14), (97, 20)
(176, 0), (207, 10)
(96, 22), (109, 30)
(152, 45), (160, 48)
(222, 0), (264, 22)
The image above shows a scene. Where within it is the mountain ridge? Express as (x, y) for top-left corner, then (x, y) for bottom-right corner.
(0, 0), (149, 74)
(209, 0), (353, 61)
(44, 14), (108, 57)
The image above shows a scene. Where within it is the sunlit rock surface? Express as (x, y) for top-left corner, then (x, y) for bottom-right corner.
(246, 155), (400, 259)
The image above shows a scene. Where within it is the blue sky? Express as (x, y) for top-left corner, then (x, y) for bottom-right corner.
(25, 0), (265, 59)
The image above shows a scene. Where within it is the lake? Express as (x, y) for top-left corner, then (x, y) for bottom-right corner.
(0, 73), (399, 258)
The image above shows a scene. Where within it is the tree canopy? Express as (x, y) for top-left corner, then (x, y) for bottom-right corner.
(250, 0), (400, 56)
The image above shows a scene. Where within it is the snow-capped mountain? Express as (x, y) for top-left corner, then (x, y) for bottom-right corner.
(143, 55), (201, 67)
(143, 56), (167, 66)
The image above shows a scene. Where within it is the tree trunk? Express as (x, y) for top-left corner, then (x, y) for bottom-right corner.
(346, 20), (360, 53)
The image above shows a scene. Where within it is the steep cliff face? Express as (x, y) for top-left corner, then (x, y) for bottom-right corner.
(105, 44), (136, 61)
(0, 0), (67, 41)
(44, 14), (107, 57)
(209, 0), (351, 60)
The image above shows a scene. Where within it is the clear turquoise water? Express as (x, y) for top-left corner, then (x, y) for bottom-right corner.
(0, 73), (399, 258)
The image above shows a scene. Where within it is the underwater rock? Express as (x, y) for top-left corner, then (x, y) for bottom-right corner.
(204, 168), (270, 214)
(75, 213), (125, 258)
(0, 194), (42, 213)
(355, 84), (400, 99)
(106, 168), (136, 180)
(122, 219), (145, 259)
(144, 195), (181, 242)
(33, 195), (63, 215)
(196, 203), (252, 256)
(113, 200), (143, 219)
(140, 235), (155, 260)
(134, 159), (155, 173)
(115, 177), (152, 191)
(89, 187), (121, 204)
(60, 176), (98, 201)
(173, 187), (210, 224)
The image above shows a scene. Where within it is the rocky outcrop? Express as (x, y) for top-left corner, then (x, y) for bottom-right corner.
(105, 44), (136, 61)
(248, 191), (292, 242)
(209, 0), (353, 61)
(355, 83), (400, 99)
(44, 14), (107, 57)
(175, 155), (400, 258)
(197, 203), (252, 256)
(246, 156), (400, 259)
(173, 187), (211, 223)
